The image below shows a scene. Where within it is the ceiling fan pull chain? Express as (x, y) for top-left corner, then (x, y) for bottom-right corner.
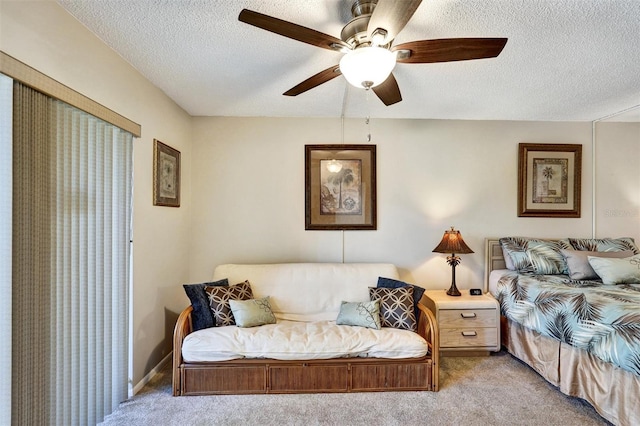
(366, 89), (372, 142)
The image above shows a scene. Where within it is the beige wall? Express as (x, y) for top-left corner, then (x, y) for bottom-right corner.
(3, 0), (639, 394)
(1, 1), (193, 387)
(189, 117), (602, 288)
(594, 121), (640, 238)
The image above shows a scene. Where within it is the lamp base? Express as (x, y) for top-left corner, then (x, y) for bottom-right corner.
(446, 282), (461, 297)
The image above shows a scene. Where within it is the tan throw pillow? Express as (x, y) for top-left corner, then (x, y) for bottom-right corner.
(205, 280), (253, 326)
(562, 249), (634, 280)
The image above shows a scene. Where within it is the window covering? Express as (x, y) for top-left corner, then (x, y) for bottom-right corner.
(12, 81), (132, 424)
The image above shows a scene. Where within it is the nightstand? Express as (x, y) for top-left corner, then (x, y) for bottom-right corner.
(423, 289), (500, 356)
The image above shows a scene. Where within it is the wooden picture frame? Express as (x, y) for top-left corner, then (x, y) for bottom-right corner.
(153, 139), (180, 207)
(305, 144), (376, 230)
(518, 143), (581, 218)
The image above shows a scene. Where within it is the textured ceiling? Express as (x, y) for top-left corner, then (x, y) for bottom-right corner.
(56, 0), (640, 121)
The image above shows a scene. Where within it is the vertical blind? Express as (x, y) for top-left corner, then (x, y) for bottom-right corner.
(12, 82), (132, 425)
(0, 74), (12, 426)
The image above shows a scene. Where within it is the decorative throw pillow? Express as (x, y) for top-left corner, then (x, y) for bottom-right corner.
(561, 249), (634, 280)
(182, 278), (229, 331)
(335, 300), (381, 330)
(369, 287), (417, 332)
(229, 296), (277, 328)
(526, 240), (570, 275)
(569, 237), (639, 254)
(205, 280), (254, 326)
(499, 237), (571, 274)
(377, 277), (425, 321)
(587, 254), (640, 285)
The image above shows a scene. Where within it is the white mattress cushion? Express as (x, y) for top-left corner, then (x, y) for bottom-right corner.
(212, 263), (399, 322)
(182, 320), (428, 362)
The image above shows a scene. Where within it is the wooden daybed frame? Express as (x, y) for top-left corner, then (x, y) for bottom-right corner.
(173, 303), (439, 395)
(485, 238), (640, 426)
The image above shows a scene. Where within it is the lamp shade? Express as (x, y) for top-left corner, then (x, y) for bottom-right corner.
(432, 227), (474, 254)
(339, 46), (396, 89)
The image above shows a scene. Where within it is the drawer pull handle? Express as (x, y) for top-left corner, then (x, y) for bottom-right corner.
(460, 312), (477, 318)
(461, 331), (477, 337)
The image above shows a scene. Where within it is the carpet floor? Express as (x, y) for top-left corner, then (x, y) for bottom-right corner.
(101, 351), (610, 425)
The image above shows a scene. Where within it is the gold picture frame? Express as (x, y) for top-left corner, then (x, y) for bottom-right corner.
(518, 143), (581, 218)
(305, 144), (376, 230)
(153, 139), (180, 207)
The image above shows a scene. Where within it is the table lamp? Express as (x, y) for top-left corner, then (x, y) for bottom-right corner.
(432, 227), (474, 296)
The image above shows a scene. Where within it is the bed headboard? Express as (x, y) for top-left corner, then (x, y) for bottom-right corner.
(484, 238), (506, 292)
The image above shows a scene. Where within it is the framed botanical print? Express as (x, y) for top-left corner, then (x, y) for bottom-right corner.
(305, 144), (376, 230)
(518, 143), (581, 218)
(153, 139), (180, 207)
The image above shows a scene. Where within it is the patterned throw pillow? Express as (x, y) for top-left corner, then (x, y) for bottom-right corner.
(369, 287), (417, 332)
(500, 237), (571, 274)
(335, 300), (381, 330)
(569, 237), (639, 254)
(182, 278), (229, 331)
(526, 240), (570, 275)
(205, 280), (253, 326)
(229, 296), (277, 328)
(376, 277), (425, 321)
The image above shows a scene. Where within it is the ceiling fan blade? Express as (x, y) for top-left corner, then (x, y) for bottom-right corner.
(372, 73), (402, 106)
(239, 9), (349, 52)
(394, 38), (508, 63)
(283, 65), (342, 96)
(367, 0), (422, 44)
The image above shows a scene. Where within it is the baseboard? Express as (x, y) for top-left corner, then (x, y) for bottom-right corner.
(133, 351), (172, 395)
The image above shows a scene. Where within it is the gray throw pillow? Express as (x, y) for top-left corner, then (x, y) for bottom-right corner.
(562, 249), (634, 280)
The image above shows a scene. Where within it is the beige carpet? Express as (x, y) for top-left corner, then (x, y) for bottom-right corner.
(101, 351), (610, 425)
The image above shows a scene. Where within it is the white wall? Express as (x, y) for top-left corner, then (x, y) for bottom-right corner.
(594, 121), (640, 238)
(189, 117), (599, 289)
(1, 1), (193, 386)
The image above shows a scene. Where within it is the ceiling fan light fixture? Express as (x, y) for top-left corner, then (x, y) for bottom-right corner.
(339, 46), (396, 89)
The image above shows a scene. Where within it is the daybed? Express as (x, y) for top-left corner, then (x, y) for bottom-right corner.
(485, 237), (640, 426)
(173, 263), (439, 396)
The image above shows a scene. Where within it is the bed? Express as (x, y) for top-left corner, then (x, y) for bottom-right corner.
(484, 238), (640, 426)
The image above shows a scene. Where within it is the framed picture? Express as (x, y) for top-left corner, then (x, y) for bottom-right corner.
(153, 139), (180, 207)
(305, 144), (376, 230)
(518, 143), (581, 218)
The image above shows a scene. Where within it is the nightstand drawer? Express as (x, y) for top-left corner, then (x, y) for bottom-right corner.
(438, 309), (497, 328)
(440, 328), (499, 348)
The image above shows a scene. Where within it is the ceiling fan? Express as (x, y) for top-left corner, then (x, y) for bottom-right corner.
(239, 0), (507, 106)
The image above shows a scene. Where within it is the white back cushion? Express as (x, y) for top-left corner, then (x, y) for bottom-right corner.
(212, 263), (399, 322)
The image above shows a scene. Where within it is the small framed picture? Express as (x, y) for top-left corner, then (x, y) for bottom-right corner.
(305, 144), (376, 230)
(518, 143), (581, 218)
(153, 139), (180, 207)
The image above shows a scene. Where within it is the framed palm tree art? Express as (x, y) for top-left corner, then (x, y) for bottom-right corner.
(153, 139), (181, 207)
(305, 144), (376, 230)
(518, 143), (582, 218)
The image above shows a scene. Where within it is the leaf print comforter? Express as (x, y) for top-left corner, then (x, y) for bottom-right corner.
(495, 271), (640, 376)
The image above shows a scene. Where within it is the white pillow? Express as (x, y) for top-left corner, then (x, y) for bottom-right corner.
(587, 254), (640, 284)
